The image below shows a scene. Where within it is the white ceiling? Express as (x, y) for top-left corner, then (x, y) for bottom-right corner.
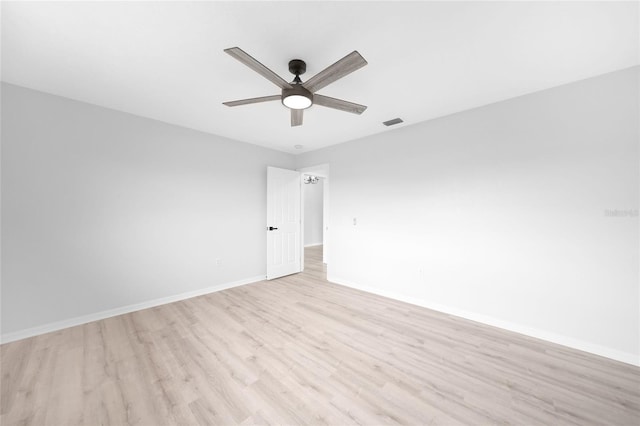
(2, 1), (638, 154)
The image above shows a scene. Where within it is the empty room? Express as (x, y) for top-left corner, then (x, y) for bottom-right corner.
(1, 1), (639, 425)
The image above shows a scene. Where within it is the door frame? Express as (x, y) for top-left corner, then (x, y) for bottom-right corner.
(298, 163), (330, 269)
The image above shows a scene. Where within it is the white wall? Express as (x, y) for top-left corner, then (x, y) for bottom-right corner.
(303, 178), (324, 247)
(295, 67), (640, 365)
(1, 83), (294, 338)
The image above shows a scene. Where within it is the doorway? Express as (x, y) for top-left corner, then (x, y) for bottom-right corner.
(265, 164), (329, 280)
(303, 174), (323, 267)
(298, 164), (329, 269)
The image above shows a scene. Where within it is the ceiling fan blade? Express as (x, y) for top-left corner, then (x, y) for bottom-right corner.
(223, 95), (281, 107)
(224, 47), (292, 89)
(291, 109), (303, 127)
(313, 94), (367, 114)
(302, 51), (367, 93)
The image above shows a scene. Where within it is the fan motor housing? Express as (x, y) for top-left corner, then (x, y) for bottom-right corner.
(282, 85), (313, 109)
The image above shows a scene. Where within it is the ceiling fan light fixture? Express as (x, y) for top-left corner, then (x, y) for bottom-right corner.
(223, 47), (368, 126)
(282, 86), (313, 110)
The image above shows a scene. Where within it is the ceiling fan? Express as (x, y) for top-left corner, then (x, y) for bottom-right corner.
(222, 47), (368, 127)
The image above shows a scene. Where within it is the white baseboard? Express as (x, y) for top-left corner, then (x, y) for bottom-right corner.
(304, 243), (323, 248)
(0, 275), (265, 345)
(328, 275), (639, 367)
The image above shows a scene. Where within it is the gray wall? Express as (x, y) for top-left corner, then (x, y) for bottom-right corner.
(3, 67), (638, 364)
(296, 67), (640, 364)
(1, 83), (294, 335)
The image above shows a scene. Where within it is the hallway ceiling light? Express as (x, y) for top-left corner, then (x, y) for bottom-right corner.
(304, 176), (319, 184)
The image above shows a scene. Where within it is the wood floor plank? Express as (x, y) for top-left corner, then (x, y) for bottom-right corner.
(1, 245), (639, 425)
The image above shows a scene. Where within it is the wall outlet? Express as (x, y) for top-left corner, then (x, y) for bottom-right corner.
(215, 258), (222, 267)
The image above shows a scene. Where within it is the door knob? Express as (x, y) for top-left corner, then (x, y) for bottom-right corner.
(268, 226), (278, 231)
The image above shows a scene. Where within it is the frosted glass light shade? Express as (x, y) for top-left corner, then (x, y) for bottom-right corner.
(283, 94), (312, 109)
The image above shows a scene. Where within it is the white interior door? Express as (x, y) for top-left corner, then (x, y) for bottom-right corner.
(266, 166), (301, 280)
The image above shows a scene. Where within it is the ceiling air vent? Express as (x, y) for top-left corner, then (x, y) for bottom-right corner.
(383, 118), (403, 126)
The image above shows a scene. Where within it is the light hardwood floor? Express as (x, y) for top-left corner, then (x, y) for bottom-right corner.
(1, 245), (639, 425)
